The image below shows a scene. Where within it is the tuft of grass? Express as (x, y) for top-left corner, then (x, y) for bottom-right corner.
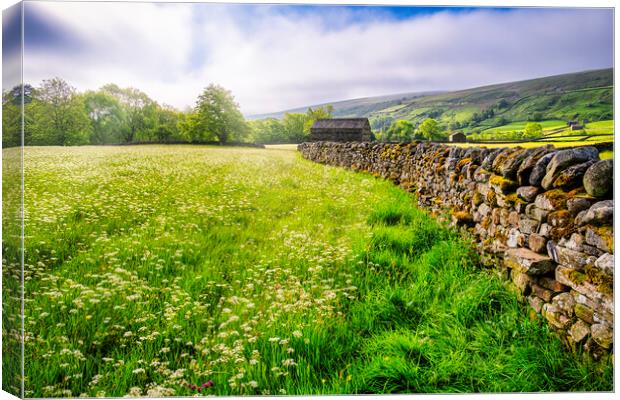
(367, 194), (417, 226)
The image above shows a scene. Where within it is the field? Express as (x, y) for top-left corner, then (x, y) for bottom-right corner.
(5, 145), (613, 396)
(480, 120), (567, 133)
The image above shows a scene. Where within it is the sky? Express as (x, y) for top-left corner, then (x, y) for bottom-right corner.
(5, 2), (615, 115)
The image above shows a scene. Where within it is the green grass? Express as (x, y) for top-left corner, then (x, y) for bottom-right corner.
(481, 120), (567, 133)
(585, 120), (614, 135)
(8, 145), (612, 397)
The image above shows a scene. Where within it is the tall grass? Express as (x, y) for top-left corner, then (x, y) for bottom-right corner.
(327, 194), (613, 393)
(14, 145), (612, 397)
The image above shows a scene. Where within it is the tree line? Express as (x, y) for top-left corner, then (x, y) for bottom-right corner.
(246, 106), (333, 144)
(2, 78), (334, 148)
(467, 122), (544, 142)
(372, 117), (448, 142)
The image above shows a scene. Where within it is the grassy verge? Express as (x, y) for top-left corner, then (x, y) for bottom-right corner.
(337, 193), (613, 393)
(17, 145), (612, 396)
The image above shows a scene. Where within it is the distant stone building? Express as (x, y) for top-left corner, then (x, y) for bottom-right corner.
(571, 124), (584, 131)
(449, 131), (467, 143)
(309, 118), (372, 142)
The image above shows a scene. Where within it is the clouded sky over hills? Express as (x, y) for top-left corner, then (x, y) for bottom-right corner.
(15, 2), (614, 115)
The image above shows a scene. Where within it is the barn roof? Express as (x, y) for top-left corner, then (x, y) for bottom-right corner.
(311, 118), (369, 129)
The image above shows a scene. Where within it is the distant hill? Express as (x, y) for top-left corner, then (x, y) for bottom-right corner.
(249, 68), (613, 133)
(247, 90), (445, 120)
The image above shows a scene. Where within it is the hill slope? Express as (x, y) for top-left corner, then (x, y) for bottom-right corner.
(250, 68), (613, 132)
(380, 68), (612, 131)
(247, 90), (444, 120)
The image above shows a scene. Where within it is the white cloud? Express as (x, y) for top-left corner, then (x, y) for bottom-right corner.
(23, 3), (612, 115)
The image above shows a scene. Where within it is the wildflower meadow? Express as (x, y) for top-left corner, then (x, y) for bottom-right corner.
(4, 145), (613, 396)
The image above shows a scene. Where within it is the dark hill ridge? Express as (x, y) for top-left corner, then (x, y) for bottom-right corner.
(249, 68), (613, 130)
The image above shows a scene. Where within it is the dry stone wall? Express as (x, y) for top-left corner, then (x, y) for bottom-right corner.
(298, 141), (614, 356)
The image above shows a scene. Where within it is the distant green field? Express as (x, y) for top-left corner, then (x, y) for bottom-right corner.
(585, 120), (614, 135)
(469, 119), (614, 144)
(586, 120), (614, 129)
(482, 120), (566, 133)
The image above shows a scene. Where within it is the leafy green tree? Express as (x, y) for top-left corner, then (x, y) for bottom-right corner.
(417, 118), (445, 140)
(528, 112), (543, 122)
(150, 105), (181, 143)
(449, 121), (462, 131)
(30, 78), (91, 145)
(177, 112), (204, 143)
(371, 115), (394, 140)
(101, 84), (155, 143)
(303, 105), (333, 135)
(83, 90), (124, 144)
(427, 109), (443, 119)
(2, 86), (27, 147)
(194, 84), (249, 144)
(283, 113), (308, 142)
(385, 119), (415, 142)
(249, 118), (287, 144)
(496, 117), (509, 127)
(523, 122), (543, 139)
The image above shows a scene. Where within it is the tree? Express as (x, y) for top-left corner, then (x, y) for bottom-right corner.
(248, 107), (333, 144)
(303, 105), (333, 135)
(249, 118), (287, 144)
(528, 112), (543, 122)
(83, 90), (124, 144)
(496, 116), (509, 127)
(151, 105), (182, 142)
(282, 113), (308, 142)
(194, 84), (249, 144)
(523, 122), (543, 139)
(30, 78), (91, 145)
(417, 118), (445, 140)
(471, 112), (481, 124)
(177, 112), (204, 143)
(2, 86), (25, 147)
(449, 121), (462, 131)
(370, 115), (394, 140)
(101, 84), (155, 143)
(385, 120), (415, 142)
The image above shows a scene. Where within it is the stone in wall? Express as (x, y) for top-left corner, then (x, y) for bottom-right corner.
(583, 159), (613, 198)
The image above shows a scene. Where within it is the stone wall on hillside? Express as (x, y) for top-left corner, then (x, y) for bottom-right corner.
(298, 141), (614, 356)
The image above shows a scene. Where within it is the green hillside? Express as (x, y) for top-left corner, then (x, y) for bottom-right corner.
(379, 68), (612, 130)
(250, 69), (613, 134)
(247, 90), (444, 120)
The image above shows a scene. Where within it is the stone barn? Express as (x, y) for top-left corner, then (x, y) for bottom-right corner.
(309, 118), (372, 142)
(449, 131), (467, 143)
